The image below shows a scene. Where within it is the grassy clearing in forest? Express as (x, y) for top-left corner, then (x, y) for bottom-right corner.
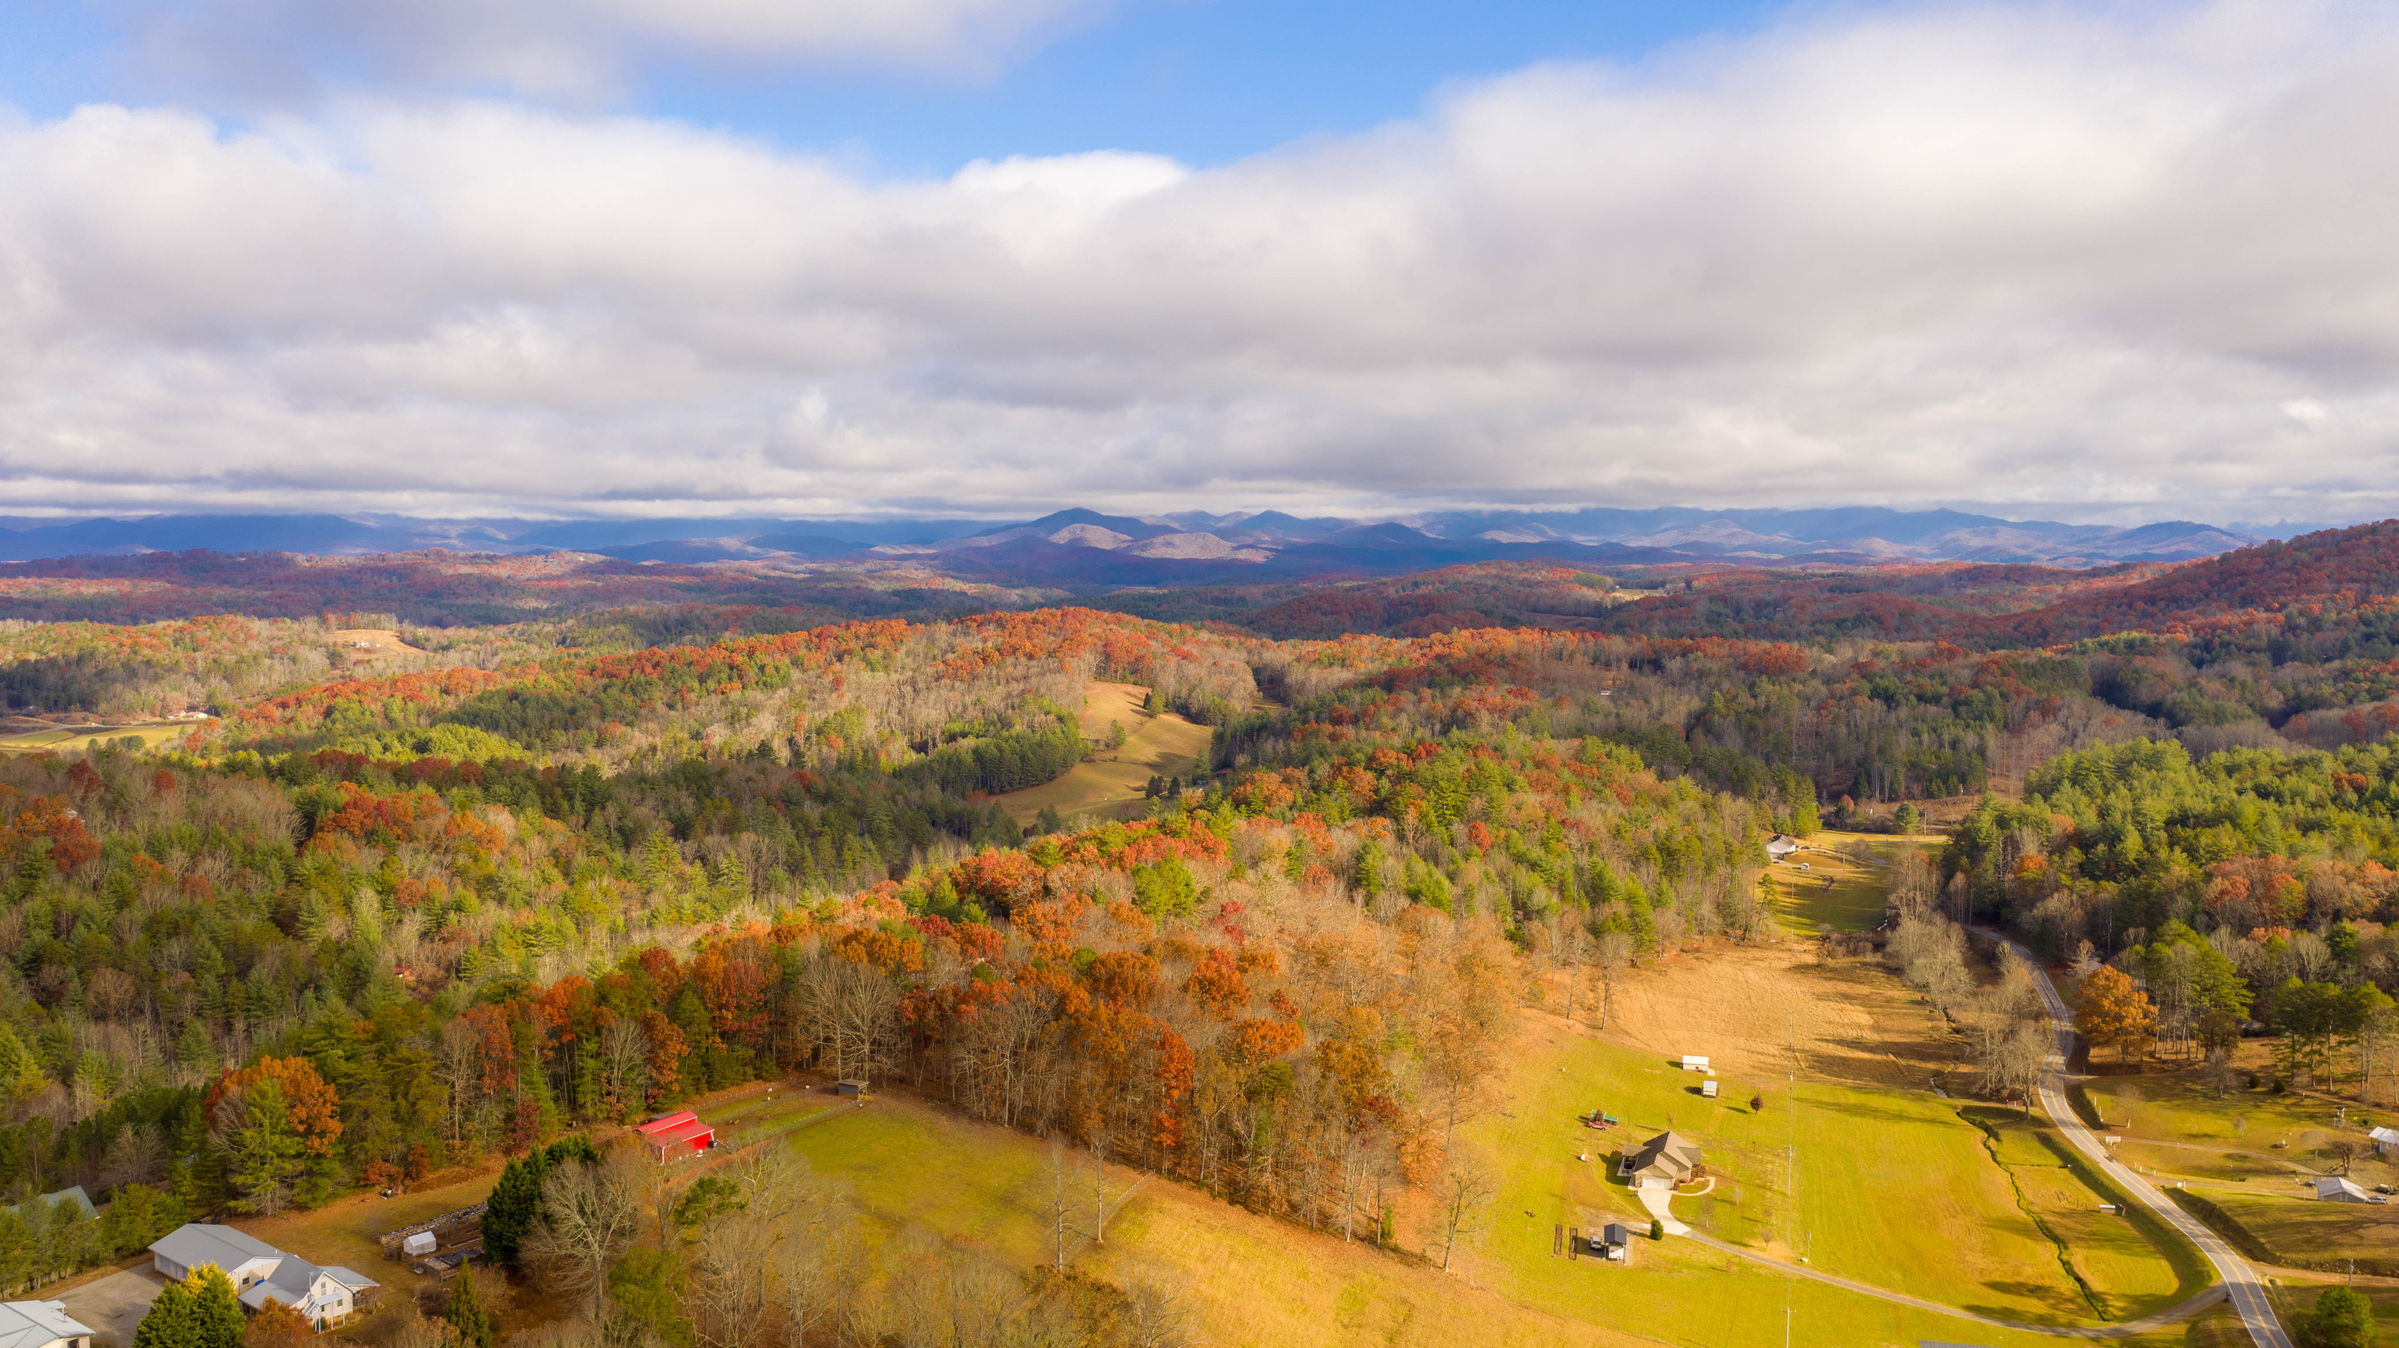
(1762, 830), (1944, 934)
(0, 722), (198, 754)
(1479, 1015), (2208, 1339)
(993, 681), (1213, 825)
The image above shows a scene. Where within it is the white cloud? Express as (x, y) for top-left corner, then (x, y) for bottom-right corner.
(5, 0), (2399, 520)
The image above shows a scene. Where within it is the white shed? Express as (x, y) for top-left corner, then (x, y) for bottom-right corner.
(1679, 1056), (1709, 1072)
(402, 1232), (437, 1257)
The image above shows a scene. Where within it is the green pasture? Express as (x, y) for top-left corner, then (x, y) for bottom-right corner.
(2197, 1188), (2399, 1266)
(2077, 1072), (2393, 1190)
(1765, 830), (1937, 933)
(749, 1079), (2199, 1348)
(768, 1090), (1658, 1347)
(1473, 1029), (2212, 1342)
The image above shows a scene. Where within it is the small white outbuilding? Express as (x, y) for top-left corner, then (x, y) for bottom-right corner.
(402, 1232), (437, 1258)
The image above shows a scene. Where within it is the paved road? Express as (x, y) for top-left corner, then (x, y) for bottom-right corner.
(1986, 930), (2294, 1348)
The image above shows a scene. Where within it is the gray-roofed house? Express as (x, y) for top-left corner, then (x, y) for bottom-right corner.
(2, 1190), (94, 1223)
(149, 1225), (377, 1331)
(2372, 1125), (2399, 1157)
(148, 1225), (286, 1292)
(1618, 1131), (1705, 1189)
(0, 1301), (94, 1348)
(1765, 835), (1801, 862)
(239, 1259), (376, 1330)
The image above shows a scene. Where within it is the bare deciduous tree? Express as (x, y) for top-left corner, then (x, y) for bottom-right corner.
(1422, 1145), (1497, 1273)
(690, 1216), (777, 1348)
(597, 1019), (650, 1122)
(1116, 1270), (1202, 1348)
(525, 1152), (644, 1317)
(776, 1199), (867, 1348)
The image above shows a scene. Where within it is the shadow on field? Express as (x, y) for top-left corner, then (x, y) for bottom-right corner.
(1968, 1282), (2102, 1326)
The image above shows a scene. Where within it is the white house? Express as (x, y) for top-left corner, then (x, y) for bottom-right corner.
(0, 1301), (95, 1348)
(239, 1259), (377, 1330)
(2370, 1126), (2399, 1157)
(147, 1226), (378, 1331)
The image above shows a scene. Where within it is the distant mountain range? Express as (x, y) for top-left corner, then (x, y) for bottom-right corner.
(0, 506), (2311, 579)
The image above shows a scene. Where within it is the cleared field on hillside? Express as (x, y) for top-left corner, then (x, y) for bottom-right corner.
(1763, 830), (1942, 933)
(1591, 941), (1962, 1089)
(1488, 982), (2209, 1338)
(774, 1087), (1654, 1347)
(0, 720), (201, 754)
(994, 681), (1213, 825)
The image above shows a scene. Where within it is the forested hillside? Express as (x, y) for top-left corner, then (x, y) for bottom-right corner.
(0, 600), (1795, 1287)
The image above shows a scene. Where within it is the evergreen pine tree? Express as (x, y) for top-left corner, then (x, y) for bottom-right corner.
(226, 1079), (306, 1215)
(131, 1275), (193, 1348)
(480, 1154), (548, 1264)
(444, 1268), (496, 1348)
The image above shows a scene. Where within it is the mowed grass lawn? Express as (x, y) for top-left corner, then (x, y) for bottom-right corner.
(2199, 1188), (2399, 1265)
(775, 1085), (2211, 1348)
(2079, 1071), (2397, 1192)
(993, 682), (1213, 826)
(778, 1090), (1655, 1348)
(1474, 1024), (2211, 1342)
(1954, 1107), (2217, 1320)
(1765, 831), (1942, 933)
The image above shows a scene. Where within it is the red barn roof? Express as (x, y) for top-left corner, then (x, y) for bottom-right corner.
(635, 1111), (698, 1137)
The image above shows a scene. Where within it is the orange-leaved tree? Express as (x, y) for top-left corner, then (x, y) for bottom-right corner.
(2074, 966), (2157, 1064)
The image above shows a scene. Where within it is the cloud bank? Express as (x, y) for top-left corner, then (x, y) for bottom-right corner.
(3, 0), (2396, 521)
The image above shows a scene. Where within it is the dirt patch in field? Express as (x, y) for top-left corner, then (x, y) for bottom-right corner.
(1583, 941), (1962, 1090)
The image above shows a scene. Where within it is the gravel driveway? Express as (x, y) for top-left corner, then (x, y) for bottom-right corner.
(57, 1268), (166, 1348)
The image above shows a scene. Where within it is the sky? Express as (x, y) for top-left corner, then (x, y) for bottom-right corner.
(0, 0), (2392, 525)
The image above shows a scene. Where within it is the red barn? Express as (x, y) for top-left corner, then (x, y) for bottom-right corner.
(635, 1111), (714, 1161)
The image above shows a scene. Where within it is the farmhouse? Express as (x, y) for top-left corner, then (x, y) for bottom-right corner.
(2371, 1125), (2399, 1156)
(1619, 1131), (1705, 1189)
(0, 1301), (95, 1348)
(239, 1258), (378, 1328)
(1766, 835), (1801, 862)
(148, 1226), (379, 1329)
(2315, 1178), (2386, 1204)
